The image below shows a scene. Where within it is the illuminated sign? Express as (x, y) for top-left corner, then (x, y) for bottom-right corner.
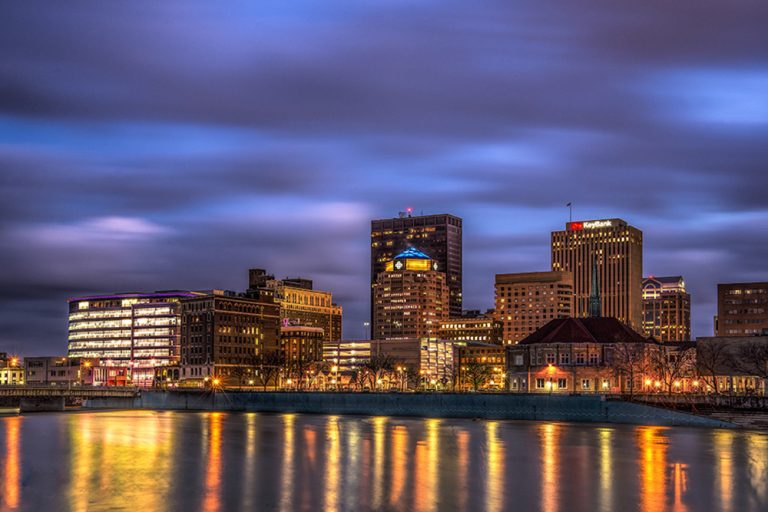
(569, 220), (614, 231)
(395, 260), (404, 270)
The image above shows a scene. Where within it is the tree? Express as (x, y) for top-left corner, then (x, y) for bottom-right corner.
(611, 342), (651, 398)
(734, 341), (768, 380)
(696, 339), (734, 394)
(362, 354), (396, 390)
(651, 344), (696, 395)
(256, 351), (285, 391)
(460, 360), (493, 391)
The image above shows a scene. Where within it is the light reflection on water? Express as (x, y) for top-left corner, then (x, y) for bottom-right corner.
(0, 411), (766, 511)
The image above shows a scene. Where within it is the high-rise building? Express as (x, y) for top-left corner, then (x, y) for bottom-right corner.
(551, 218), (643, 330)
(179, 290), (281, 385)
(67, 291), (199, 385)
(642, 276), (691, 342)
(371, 212), (462, 330)
(247, 269), (342, 341)
(716, 282), (768, 336)
(372, 247), (449, 340)
(494, 271), (574, 345)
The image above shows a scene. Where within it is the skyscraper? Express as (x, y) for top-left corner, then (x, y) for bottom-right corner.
(371, 212), (462, 332)
(551, 218), (643, 329)
(642, 276), (691, 342)
(372, 247), (449, 340)
(494, 271), (573, 345)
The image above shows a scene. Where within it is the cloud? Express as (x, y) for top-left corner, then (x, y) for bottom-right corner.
(1, 0), (767, 353)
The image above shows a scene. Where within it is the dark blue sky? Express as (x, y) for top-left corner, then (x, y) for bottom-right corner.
(2, 1), (767, 355)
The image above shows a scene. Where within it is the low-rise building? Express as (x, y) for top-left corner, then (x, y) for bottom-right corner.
(507, 317), (656, 394)
(0, 354), (24, 385)
(24, 357), (96, 386)
(696, 335), (768, 395)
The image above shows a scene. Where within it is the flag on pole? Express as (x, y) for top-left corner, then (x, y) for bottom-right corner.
(566, 202), (572, 207)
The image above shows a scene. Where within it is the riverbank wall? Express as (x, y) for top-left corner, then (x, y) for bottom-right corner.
(83, 391), (736, 428)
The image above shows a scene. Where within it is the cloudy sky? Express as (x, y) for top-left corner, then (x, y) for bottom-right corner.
(1, 1), (767, 355)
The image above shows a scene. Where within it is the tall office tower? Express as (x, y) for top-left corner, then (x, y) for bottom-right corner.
(642, 276), (691, 342)
(716, 282), (768, 336)
(371, 212), (462, 332)
(494, 271), (574, 345)
(67, 291), (199, 385)
(179, 290), (281, 385)
(373, 248), (449, 340)
(247, 269), (343, 341)
(551, 218), (643, 330)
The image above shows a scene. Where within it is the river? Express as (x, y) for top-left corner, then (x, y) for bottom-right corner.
(0, 411), (765, 511)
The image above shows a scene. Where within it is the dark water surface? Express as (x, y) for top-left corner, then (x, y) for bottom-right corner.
(0, 411), (765, 511)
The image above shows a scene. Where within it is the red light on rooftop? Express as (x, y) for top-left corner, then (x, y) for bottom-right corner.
(569, 222), (584, 231)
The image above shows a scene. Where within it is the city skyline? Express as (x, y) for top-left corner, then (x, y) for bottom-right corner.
(2, 2), (768, 355)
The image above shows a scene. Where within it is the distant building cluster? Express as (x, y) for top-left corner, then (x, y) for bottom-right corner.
(7, 210), (768, 395)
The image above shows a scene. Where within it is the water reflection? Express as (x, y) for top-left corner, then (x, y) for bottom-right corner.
(598, 428), (613, 512)
(203, 413), (223, 512)
(0, 412), (765, 511)
(539, 423), (561, 512)
(2, 417), (20, 510)
(324, 415), (340, 512)
(715, 430), (734, 512)
(485, 421), (504, 512)
(638, 426), (668, 512)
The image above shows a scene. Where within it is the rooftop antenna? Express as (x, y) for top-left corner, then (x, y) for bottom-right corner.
(406, 207), (413, 218)
(567, 202), (573, 223)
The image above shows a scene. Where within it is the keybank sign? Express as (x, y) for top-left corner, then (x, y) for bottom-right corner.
(569, 219), (614, 230)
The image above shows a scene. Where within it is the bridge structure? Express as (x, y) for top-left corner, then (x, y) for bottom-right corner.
(0, 385), (139, 412)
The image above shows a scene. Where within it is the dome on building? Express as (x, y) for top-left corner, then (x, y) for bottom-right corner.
(393, 247), (432, 260)
(386, 247), (439, 272)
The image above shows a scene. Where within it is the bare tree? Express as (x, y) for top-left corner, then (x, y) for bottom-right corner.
(362, 354), (396, 390)
(734, 341), (768, 380)
(651, 344), (696, 395)
(611, 342), (651, 398)
(256, 351), (285, 391)
(696, 340), (734, 394)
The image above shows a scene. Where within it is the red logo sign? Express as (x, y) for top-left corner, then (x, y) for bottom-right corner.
(569, 222), (584, 231)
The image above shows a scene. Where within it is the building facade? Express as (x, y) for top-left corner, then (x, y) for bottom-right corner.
(280, 325), (325, 366)
(247, 269), (342, 341)
(551, 219), (643, 330)
(179, 290), (281, 386)
(642, 276), (691, 342)
(438, 311), (502, 345)
(371, 213), (462, 331)
(495, 271), (574, 345)
(372, 248), (449, 340)
(454, 341), (506, 390)
(24, 357), (95, 386)
(0, 354), (24, 385)
(716, 282), (768, 336)
(67, 291), (199, 385)
(507, 317), (655, 394)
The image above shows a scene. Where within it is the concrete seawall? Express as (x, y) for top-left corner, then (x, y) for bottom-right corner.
(84, 391), (735, 428)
